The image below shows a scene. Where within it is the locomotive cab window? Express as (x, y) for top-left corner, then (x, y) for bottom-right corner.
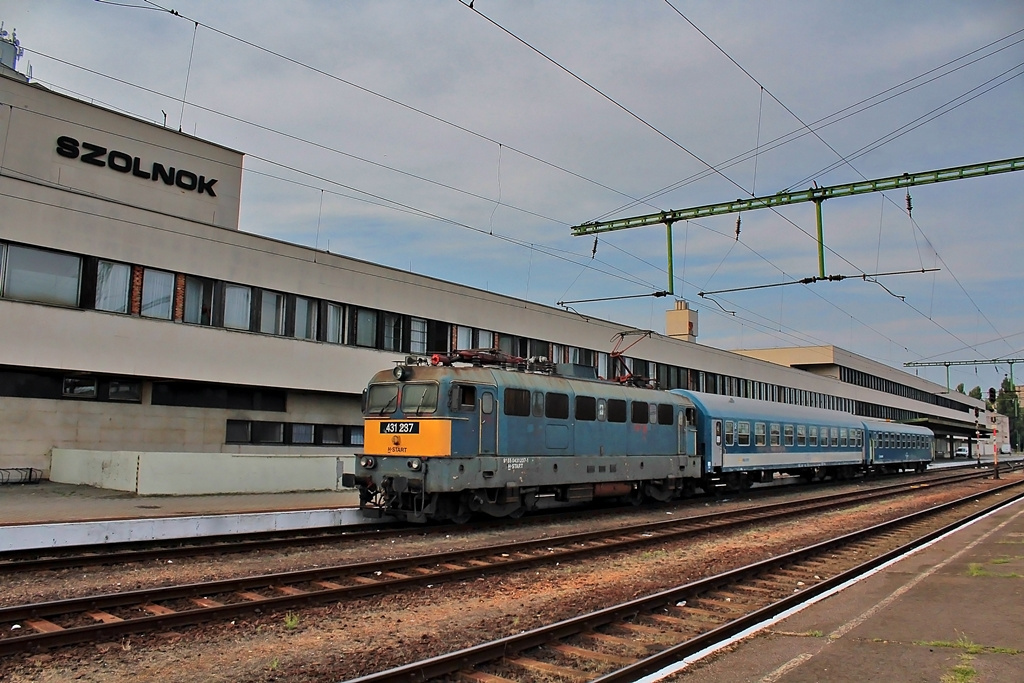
(452, 384), (476, 411)
(400, 382), (438, 415)
(366, 384), (399, 415)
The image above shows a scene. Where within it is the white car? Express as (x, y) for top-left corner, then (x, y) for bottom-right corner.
(954, 445), (970, 457)
(1000, 444), (1012, 455)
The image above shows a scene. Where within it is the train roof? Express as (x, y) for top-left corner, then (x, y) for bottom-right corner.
(669, 389), (866, 427)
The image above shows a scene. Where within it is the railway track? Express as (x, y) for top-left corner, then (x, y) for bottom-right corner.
(0, 465), (1010, 656)
(0, 464), (990, 573)
(346, 477), (1024, 682)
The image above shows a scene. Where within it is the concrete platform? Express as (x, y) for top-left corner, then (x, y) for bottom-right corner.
(658, 492), (1024, 682)
(0, 481), (364, 552)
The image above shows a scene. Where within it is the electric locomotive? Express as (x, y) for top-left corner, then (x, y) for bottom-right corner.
(344, 350), (702, 523)
(344, 351), (935, 523)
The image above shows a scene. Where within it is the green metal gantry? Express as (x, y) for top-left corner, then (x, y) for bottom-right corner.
(571, 156), (1024, 294)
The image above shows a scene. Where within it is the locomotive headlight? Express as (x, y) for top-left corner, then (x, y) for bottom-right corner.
(407, 458), (422, 471)
(392, 365), (407, 380)
(359, 455), (376, 469)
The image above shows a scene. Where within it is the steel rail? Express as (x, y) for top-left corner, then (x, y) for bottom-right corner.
(0, 466), (1005, 655)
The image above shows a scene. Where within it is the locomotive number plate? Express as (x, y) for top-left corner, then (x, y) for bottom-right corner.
(379, 421), (420, 434)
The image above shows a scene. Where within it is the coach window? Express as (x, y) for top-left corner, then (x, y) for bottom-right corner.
(724, 420), (734, 446)
(503, 388), (530, 416)
(631, 401), (649, 424)
(769, 424), (780, 446)
(840, 428), (848, 447)
(797, 424), (806, 446)
(141, 268), (174, 319)
(753, 422), (766, 446)
(257, 289), (286, 334)
(607, 399), (627, 423)
(401, 382), (438, 415)
(3, 244), (82, 307)
(576, 396), (597, 421)
(94, 260), (130, 313)
(830, 427), (839, 447)
(532, 391), (545, 417)
(184, 276), (214, 325)
(737, 422), (750, 446)
(546, 392), (569, 419)
(657, 403), (674, 425)
(809, 426), (818, 447)
(784, 424), (794, 446)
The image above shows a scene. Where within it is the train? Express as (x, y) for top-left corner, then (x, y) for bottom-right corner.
(342, 350), (934, 523)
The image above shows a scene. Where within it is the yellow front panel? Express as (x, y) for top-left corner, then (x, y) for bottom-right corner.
(364, 419), (453, 457)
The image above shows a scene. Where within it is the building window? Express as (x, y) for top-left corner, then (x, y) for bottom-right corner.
(410, 317), (428, 354)
(353, 308), (377, 347)
(108, 380), (142, 402)
(258, 289), (286, 335)
(95, 260), (130, 313)
(62, 376), (97, 399)
(225, 420), (251, 443)
(348, 425), (364, 446)
(478, 330), (494, 349)
(293, 296), (318, 340)
(290, 423), (315, 444)
(222, 284), (252, 330)
(2, 244), (81, 307)
(319, 424), (343, 444)
(184, 276), (214, 325)
(456, 325), (473, 349)
(141, 268), (174, 319)
(325, 302), (344, 344)
(383, 312), (403, 351)
(252, 421), (285, 444)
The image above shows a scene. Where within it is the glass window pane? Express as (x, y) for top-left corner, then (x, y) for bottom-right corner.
(95, 260), (130, 313)
(294, 296), (317, 339)
(4, 245), (81, 306)
(326, 303), (343, 343)
(63, 377), (97, 398)
(410, 317), (427, 353)
(400, 382), (438, 414)
(383, 312), (402, 351)
(291, 423), (314, 444)
(259, 290), (285, 334)
(141, 268), (174, 319)
(348, 426), (364, 446)
(478, 330), (494, 349)
(223, 284), (251, 330)
(108, 381), (142, 402)
(184, 276), (212, 325)
(456, 325), (473, 349)
(355, 308), (377, 347)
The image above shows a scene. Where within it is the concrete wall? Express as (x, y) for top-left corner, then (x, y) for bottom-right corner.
(51, 449), (354, 495)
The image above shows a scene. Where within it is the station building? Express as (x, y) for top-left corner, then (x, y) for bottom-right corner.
(0, 60), (986, 494)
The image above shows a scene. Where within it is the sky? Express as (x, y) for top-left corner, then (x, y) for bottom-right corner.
(4, 1), (1024, 391)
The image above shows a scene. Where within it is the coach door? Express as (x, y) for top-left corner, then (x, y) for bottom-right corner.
(712, 419), (724, 468)
(479, 387), (497, 455)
